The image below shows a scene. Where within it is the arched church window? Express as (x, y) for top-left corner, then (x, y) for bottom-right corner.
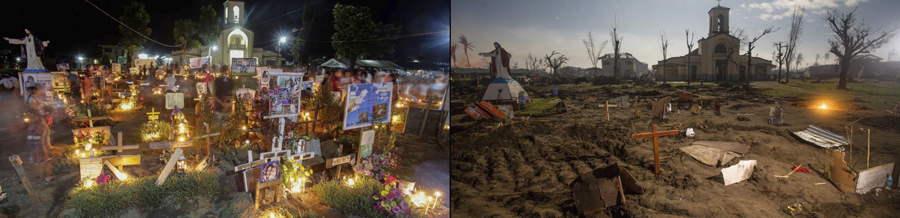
(717, 15), (724, 32)
(715, 44), (726, 53)
(233, 6), (240, 23)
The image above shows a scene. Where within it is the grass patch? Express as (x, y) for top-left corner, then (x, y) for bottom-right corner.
(66, 170), (220, 218)
(311, 176), (389, 218)
(516, 97), (559, 116)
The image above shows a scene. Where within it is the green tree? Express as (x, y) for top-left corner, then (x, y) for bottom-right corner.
(331, 4), (401, 70)
(100, 54), (111, 66)
(197, 5), (220, 48)
(291, 0), (317, 66)
(119, 1), (152, 68)
(173, 19), (201, 70)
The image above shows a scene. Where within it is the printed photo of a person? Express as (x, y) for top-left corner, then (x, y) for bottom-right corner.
(260, 161), (279, 183)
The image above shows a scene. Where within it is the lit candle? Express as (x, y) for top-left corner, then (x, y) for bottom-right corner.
(433, 192), (441, 210)
(425, 196), (433, 214)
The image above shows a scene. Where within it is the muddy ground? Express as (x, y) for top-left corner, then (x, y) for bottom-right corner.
(450, 81), (900, 218)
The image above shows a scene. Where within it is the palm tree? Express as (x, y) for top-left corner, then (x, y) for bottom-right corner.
(458, 35), (476, 68)
(450, 42), (458, 68)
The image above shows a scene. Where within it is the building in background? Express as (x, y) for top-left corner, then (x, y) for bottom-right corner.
(599, 52), (649, 78)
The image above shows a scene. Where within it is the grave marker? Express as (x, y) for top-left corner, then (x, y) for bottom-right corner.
(79, 157), (104, 180)
(9, 155), (40, 204)
(147, 108), (160, 121)
(156, 148), (184, 185)
(104, 160), (128, 180)
(359, 130), (375, 160)
(327, 154), (353, 179)
(632, 124), (680, 174)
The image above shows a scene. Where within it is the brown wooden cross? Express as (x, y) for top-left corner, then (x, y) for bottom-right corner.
(632, 124), (679, 174)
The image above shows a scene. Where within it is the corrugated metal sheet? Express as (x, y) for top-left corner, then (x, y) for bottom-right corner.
(792, 125), (849, 148)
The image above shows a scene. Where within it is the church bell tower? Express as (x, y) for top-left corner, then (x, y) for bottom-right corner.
(224, 0), (246, 27)
(708, 5), (730, 36)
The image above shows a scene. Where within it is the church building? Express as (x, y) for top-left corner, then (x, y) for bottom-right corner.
(652, 4), (775, 82)
(171, 0), (285, 67)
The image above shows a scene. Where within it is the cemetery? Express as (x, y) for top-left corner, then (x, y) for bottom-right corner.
(0, 26), (448, 218)
(450, 2), (900, 217)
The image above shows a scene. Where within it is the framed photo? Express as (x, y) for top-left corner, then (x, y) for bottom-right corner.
(259, 161), (280, 183)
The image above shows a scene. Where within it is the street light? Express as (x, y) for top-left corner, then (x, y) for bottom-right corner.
(277, 36), (287, 67)
(78, 56), (84, 70)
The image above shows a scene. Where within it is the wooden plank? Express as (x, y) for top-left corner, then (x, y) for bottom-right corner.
(326, 155), (353, 169)
(149, 141), (172, 149)
(289, 152), (315, 162)
(9, 155), (40, 204)
(825, 149), (857, 193)
(101, 145), (140, 151)
(156, 148), (183, 185)
(171, 140), (193, 148)
(263, 113), (300, 119)
(104, 160), (128, 180)
(631, 129), (679, 138)
(194, 132), (221, 139)
(235, 160), (267, 172)
(691, 141), (750, 154)
(105, 155), (141, 166)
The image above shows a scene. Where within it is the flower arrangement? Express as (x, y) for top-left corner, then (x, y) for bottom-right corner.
(353, 147), (402, 181)
(96, 173), (112, 185)
(373, 174), (412, 217)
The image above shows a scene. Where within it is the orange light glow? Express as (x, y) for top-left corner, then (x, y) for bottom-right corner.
(819, 103), (827, 110)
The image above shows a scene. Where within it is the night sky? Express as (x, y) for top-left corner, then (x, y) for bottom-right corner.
(0, 0), (449, 64)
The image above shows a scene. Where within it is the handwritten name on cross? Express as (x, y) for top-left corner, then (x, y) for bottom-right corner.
(147, 108), (160, 121)
(632, 124), (679, 174)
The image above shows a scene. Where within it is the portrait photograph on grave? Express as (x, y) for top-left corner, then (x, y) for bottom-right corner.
(450, 0), (900, 217)
(259, 161), (280, 183)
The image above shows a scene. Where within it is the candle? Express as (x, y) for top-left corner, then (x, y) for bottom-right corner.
(425, 196), (433, 214)
(433, 192), (441, 210)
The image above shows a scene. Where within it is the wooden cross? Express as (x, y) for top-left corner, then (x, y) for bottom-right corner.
(234, 150), (267, 192)
(600, 101), (618, 121)
(632, 124), (680, 174)
(147, 108), (160, 121)
(9, 155), (40, 204)
(100, 132), (141, 171)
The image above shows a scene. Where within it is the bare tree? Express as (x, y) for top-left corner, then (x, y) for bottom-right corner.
(783, 6), (805, 83)
(659, 31), (670, 83)
(450, 42), (458, 68)
(544, 50), (569, 75)
(458, 35), (475, 68)
(774, 42), (786, 82)
(889, 48), (898, 61)
(824, 53), (830, 65)
(526, 53), (544, 73)
(825, 8), (898, 89)
(583, 32), (608, 77)
(685, 29), (696, 85)
(794, 52), (804, 75)
(721, 29), (745, 82)
(742, 26), (778, 89)
(610, 20), (623, 79)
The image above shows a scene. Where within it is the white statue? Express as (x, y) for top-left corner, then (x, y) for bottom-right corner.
(479, 42), (512, 79)
(4, 29), (50, 71)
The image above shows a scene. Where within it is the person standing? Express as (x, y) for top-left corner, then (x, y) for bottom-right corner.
(25, 86), (51, 165)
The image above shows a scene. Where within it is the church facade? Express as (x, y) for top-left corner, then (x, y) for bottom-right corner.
(172, 0), (284, 67)
(652, 5), (775, 82)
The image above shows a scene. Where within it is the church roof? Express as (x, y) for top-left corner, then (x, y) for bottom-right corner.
(709, 5), (730, 12)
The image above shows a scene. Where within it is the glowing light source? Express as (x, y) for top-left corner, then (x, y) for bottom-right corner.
(178, 137), (185, 142)
(84, 180), (94, 188)
(347, 178), (355, 186)
(819, 103), (827, 110)
(85, 143), (92, 151)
